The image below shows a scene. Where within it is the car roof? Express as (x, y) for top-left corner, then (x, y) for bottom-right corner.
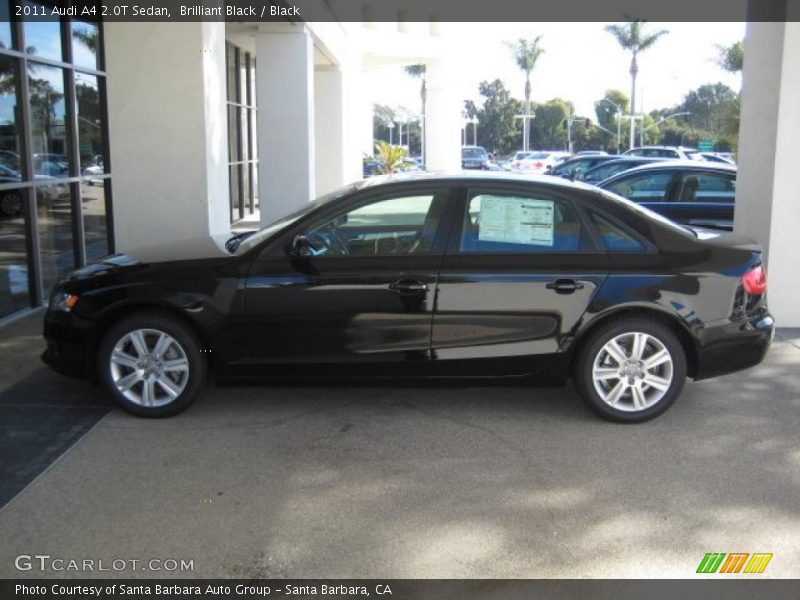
(357, 170), (600, 193)
(600, 160), (737, 181)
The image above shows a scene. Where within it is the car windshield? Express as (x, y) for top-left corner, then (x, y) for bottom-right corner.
(597, 188), (695, 237)
(462, 147), (487, 158)
(235, 184), (358, 255)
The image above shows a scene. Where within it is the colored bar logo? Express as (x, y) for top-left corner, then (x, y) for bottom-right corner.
(696, 552), (773, 574)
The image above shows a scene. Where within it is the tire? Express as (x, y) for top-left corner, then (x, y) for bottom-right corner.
(574, 317), (687, 423)
(0, 192), (22, 217)
(97, 312), (205, 417)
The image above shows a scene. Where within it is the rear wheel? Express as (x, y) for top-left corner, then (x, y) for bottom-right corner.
(98, 312), (205, 417)
(574, 317), (687, 423)
(0, 192), (22, 217)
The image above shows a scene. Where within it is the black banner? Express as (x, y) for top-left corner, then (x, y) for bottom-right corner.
(6, 0), (799, 22)
(2, 580), (800, 600)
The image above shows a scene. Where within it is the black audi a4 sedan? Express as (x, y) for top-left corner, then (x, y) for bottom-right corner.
(42, 173), (773, 423)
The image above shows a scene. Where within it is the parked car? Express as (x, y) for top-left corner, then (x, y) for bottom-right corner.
(575, 150), (608, 156)
(363, 158), (382, 178)
(700, 152), (736, 165)
(511, 151), (572, 174)
(0, 164), (70, 216)
(548, 154), (618, 180)
(622, 146), (703, 161)
(461, 146), (492, 170)
(581, 156), (671, 184)
(83, 157), (105, 185)
(598, 161), (737, 230)
(42, 172), (772, 423)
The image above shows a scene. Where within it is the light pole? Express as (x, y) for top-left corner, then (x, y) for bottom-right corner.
(467, 116), (478, 146)
(599, 98), (622, 154)
(514, 112), (535, 150)
(641, 111), (692, 143)
(387, 122), (394, 145)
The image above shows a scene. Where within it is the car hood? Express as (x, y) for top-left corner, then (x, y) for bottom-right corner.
(66, 235), (233, 282)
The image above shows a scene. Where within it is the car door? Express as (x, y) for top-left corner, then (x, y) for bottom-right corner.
(431, 184), (610, 377)
(669, 170), (736, 230)
(243, 185), (456, 376)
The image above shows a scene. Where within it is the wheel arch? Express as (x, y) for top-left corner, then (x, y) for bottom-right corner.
(567, 304), (699, 378)
(86, 301), (213, 379)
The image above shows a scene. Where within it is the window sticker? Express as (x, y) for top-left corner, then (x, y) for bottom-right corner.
(477, 196), (555, 246)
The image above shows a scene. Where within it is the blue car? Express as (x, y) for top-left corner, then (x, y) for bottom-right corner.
(599, 161), (737, 231)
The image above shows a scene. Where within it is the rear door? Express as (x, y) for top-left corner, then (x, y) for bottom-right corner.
(431, 184), (610, 377)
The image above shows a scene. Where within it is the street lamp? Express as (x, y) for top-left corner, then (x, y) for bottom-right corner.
(466, 116), (478, 146)
(598, 98), (622, 154)
(386, 121), (395, 145)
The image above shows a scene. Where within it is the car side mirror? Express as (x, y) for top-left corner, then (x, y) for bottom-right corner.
(290, 234), (312, 257)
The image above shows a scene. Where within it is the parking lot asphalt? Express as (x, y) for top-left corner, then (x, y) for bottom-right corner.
(0, 314), (798, 578)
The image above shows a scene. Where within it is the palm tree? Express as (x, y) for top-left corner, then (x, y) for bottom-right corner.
(404, 64), (426, 162)
(604, 19), (667, 149)
(374, 141), (408, 174)
(506, 36), (544, 151)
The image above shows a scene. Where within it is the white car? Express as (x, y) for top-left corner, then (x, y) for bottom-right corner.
(510, 151), (572, 174)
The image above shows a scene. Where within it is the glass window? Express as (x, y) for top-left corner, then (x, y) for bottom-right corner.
(0, 187), (30, 317)
(229, 164), (241, 222)
(0, 56), (21, 174)
(460, 192), (582, 254)
(307, 192), (443, 257)
(0, 1), (13, 50)
(604, 171), (675, 202)
(82, 179), (108, 261)
(28, 63), (70, 176)
(226, 44), (237, 102)
(23, 2), (63, 62)
(36, 183), (75, 294)
(228, 105), (239, 162)
(75, 72), (105, 172)
(590, 212), (645, 251)
(249, 56), (257, 106)
(679, 173), (736, 203)
(70, 21), (99, 70)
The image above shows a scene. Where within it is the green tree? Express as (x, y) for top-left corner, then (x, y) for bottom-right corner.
(594, 90), (629, 153)
(604, 19), (668, 148)
(505, 36), (544, 151)
(372, 103), (395, 145)
(470, 79), (522, 155)
(681, 82), (738, 132)
(404, 64), (426, 158)
(716, 40), (744, 73)
(529, 98), (570, 150)
(374, 141), (408, 174)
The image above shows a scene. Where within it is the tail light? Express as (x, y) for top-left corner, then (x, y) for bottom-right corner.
(534, 162), (543, 169)
(742, 265), (767, 295)
(512, 161), (520, 168)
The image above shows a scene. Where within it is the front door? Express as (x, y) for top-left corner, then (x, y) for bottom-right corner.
(243, 185), (455, 376)
(431, 185), (609, 377)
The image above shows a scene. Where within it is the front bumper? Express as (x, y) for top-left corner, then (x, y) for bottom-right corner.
(41, 309), (92, 378)
(694, 313), (774, 380)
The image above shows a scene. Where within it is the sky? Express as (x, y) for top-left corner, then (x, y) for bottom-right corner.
(366, 22), (745, 121)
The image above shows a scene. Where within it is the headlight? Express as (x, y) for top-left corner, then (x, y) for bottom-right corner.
(50, 291), (79, 312)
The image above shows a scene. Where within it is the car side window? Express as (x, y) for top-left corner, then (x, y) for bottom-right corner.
(604, 172), (674, 202)
(306, 191), (447, 257)
(679, 173), (736, 203)
(589, 212), (646, 251)
(459, 191), (583, 254)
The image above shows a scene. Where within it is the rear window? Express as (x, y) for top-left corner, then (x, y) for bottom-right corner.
(462, 147), (487, 158)
(523, 152), (549, 160)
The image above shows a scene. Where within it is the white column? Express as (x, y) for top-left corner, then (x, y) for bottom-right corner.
(425, 57), (462, 171)
(736, 20), (800, 326)
(104, 22), (229, 258)
(256, 25), (315, 226)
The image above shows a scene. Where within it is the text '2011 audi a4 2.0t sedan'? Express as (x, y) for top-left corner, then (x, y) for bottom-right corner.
(42, 173), (774, 423)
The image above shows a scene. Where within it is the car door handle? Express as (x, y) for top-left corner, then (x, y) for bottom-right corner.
(389, 280), (429, 294)
(546, 279), (584, 294)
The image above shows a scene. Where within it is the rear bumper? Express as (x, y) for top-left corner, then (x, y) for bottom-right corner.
(693, 313), (774, 380)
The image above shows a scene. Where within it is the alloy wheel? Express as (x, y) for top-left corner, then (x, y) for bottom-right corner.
(591, 331), (674, 412)
(109, 328), (190, 407)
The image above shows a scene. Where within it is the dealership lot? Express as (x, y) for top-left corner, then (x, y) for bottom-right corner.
(0, 314), (799, 578)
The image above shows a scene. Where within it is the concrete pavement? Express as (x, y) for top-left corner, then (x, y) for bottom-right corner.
(0, 314), (798, 578)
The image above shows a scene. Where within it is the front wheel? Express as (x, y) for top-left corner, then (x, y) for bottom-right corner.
(97, 312), (205, 417)
(574, 318), (687, 423)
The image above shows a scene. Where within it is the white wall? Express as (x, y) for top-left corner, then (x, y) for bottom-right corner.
(104, 22), (229, 257)
(736, 20), (800, 326)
